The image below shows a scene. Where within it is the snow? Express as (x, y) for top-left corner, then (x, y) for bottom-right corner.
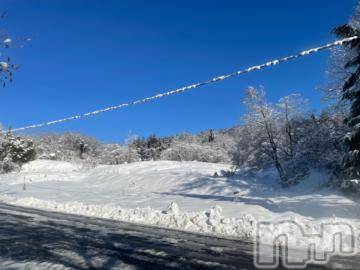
(3, 38), (12, 44)
(0, 61), (8, 70)
(0, 259), (73, 270)
(0, 160), (359, 252)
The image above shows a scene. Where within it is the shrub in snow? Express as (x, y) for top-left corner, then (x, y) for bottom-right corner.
(0, 131), (36, 173)
(282, 160), (310, 186)
(0, 157), (19, 173)
(219, 169), (236, 177)
(161, 141), (230, 163)
(130, 135), (172, 161)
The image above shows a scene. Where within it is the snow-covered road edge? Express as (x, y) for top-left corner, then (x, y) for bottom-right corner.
(1, 194), (358, 253)
(0, 195), (256, 239)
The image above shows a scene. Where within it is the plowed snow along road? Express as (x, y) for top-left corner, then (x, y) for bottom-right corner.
(0, 203), (359, 270)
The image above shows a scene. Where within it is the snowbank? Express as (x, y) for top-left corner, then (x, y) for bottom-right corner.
(0, 160), (359, 251)
(21, 160), (82, 173)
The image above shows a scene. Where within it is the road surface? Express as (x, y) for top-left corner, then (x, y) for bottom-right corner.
(0, 203), (358, 269)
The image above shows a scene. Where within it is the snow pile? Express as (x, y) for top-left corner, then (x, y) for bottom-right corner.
(165, 202), (180, 215)
(1, 195), (356, 252)
(0, 160), (359, 251)
(6, 160), (83, 184)
(21, 160), (82, 173)
(1, 195), (256, 240)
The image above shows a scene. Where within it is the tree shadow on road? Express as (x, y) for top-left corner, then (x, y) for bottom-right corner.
(0, 204), (255, 270)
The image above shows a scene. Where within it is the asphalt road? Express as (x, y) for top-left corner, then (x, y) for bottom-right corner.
(0, 203), (359, 270)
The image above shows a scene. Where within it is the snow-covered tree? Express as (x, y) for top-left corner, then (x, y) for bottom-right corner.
(294, 113), (346, 170)
(276, 94), (308, 159)
(34, 134), (65, 160)
(242, 86), (289, 185)
(231, 125), (272, 174)
(211, 130), (237, 158)
(99, 144), (139, 165)
(330, 4), (360, 191)
(161, 141), (230, 163)
(0, 130), (36, 173)
(34, 133), (102, 162)
(130, 135), (172, 161)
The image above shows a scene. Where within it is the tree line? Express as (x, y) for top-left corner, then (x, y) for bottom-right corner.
(0, 88), (346, 189)
(1, 4), (360, 193)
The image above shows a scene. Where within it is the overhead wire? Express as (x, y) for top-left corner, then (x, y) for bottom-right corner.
(9, 36), (358, 133)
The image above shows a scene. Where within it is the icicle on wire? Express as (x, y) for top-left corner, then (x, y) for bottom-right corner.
(9, 36), (358, 132)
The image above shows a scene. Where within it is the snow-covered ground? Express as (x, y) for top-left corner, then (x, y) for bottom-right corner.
(0, 160), (359, 251)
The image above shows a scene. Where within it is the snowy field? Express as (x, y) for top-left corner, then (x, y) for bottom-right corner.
(0, 160), (359, 251)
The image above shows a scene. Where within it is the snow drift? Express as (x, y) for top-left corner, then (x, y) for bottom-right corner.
(0, 160), (359, 252)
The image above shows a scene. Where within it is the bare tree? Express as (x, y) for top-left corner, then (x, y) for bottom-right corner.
(242, 86), (288, 185)
(277, 94), (308, 159)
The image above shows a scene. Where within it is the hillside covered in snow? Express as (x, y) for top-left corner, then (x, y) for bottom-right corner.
(0, 160), (359, 251)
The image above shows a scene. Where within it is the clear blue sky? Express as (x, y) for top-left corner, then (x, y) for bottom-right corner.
(0, 0), (358, 143)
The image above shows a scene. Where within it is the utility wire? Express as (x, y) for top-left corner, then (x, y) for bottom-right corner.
(9, 36), (358, 132)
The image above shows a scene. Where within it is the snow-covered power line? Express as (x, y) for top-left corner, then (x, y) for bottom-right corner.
(10, 36), (358, 132)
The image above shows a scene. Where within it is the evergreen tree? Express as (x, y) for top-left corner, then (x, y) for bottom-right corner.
(129, 135), (172, 161)
(208, 129), (215, 142)
(0, 131), (36, 172)
(332, 5), (360, 190)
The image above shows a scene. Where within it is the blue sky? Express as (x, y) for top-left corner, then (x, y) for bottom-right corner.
(0, 0), (357, 142)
